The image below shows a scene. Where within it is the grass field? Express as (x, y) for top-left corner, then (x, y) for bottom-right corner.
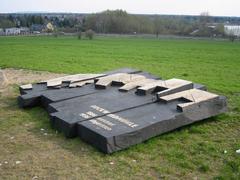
(0, 36), (239, 179)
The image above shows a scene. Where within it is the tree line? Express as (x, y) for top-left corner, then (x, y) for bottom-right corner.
(1, 10), (240, 37)
(82, 10), (227, 37)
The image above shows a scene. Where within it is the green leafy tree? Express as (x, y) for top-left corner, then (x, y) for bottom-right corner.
(0, 19), (15, 28)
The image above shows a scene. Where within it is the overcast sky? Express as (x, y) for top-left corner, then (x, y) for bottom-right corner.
(1, 0), (240, 17)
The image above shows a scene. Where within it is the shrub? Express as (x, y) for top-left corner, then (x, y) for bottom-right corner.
(52, 29), (59, 38)
(85, 29), (94, 40)
(77, 31), (82, 40)
(228, 34), (237, 42)
(53, 32), (58, 38)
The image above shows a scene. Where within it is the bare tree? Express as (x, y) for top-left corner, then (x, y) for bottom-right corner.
(198, 12), (212, 36)
(199, 12), (211, 25)
(85, 29), (95, 40)
(77, 31), (82, 40)
(228, 29), (237, 42)
(154, 16), (164, 38)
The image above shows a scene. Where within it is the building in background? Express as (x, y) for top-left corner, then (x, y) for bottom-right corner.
(20, 27), (30, 34)
(1, 27), (30, 35)
(224, 25), (240, 37)
(0, 28), (4, 35)
(5, 28), (21, 35)
(30, 24), (44, 33)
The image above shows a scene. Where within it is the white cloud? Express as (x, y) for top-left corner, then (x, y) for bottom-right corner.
(1, 0), (240, 16)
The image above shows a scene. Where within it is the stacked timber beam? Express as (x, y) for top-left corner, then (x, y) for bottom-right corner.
(18, 68), (227, 153)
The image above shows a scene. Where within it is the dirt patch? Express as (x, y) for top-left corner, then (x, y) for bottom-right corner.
(0, 68), (65, 98)
(2, 68), (66, 86)
(0, 69), (8, 87)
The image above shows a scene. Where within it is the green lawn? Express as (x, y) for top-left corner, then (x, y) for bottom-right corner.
(0, 36), (239, 179)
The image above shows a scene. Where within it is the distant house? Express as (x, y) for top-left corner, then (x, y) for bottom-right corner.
(224, 25), (240, 37)
(46, 22), (54, 32)
(20, 27), (30, 34)
(5, 28), (21, 35)
(0, 28), (4, 35)
(30, 24), (44, 32)
(1, 27), (30, 36)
